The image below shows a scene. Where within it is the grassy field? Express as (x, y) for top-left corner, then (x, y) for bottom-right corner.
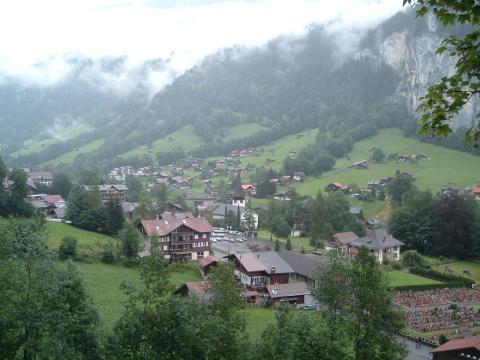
(46, 222), (118, 256)
(77, 261), (201, 329)
(11, 123), (93, 157)
(433, 260), (480, 283)
(243, 308), (276, 339)
(296, 128), (480, 196)
(43, 138), (105, 166)
(387, 270), (442, 287)
(122, 125), (202, 160)
(224, 123), (269, 140)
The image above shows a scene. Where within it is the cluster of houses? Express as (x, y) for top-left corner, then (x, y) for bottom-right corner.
(396, 154), (429, 163)
(228, 147), (256, 158)
(108, 166), (151, 181)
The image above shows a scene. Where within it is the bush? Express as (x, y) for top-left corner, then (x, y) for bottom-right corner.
(402, 250), (429, 269)
(58, 236), (77, 260)
(101, 245), (116, 263)
(391, 262), (403, 271)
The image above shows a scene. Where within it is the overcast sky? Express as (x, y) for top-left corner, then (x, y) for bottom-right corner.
(0, 0), (404, 92)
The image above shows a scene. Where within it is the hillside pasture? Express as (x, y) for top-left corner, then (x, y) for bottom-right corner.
(43, 138), (105, 166)
(296, 128), (480, 196)
(11, 123), (93, 157)
(433, 261), (480, 284)
(47, 222), (118, 256)
(77, 261), (201, 329)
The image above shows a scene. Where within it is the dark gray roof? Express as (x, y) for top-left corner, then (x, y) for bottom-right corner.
(121, 202), (138, 213)
(349, 229), (404, 251)
(277, 249), (328, 279)
(83, 184), (128, 191)
(212, 204), (247, 216)
(227, 251), (294, 274)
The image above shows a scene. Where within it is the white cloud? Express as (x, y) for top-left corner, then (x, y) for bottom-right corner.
(0, 0), (403, 93)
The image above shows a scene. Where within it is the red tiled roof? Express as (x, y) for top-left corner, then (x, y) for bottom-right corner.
(141, 216), (212, 237)
(472, 186), (480, 194)
(432, 335), (480, 353)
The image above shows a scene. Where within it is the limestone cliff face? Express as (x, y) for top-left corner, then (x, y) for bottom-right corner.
(359, 20), (477, 128)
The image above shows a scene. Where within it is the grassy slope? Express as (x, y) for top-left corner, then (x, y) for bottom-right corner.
(43, 138), (105, 166)
(296, 128), (480, 196)
(11, 123), (93, 157)
(121, 125), (202, 159)
(46, 222), (118, 255)
(77, 261), (201, 329)
(225, 123), (269, 140)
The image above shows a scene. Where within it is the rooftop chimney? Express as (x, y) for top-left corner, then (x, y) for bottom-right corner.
(383, 236), (386, 242)
(271, 266), (276, 274)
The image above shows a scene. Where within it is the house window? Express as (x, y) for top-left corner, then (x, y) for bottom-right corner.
(202, 233), (207, 238)
(163, 245), (168, 251)
(195, 234), (199, 239)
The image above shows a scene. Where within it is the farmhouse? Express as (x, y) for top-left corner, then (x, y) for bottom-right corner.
(325, 182), (350, 193)
(432, 335), (480, 360)
(82, 184), (128, 203)
(29, 171), (53, 186)
(225, 251), (294, 288)
(331, 231), (360, 252)
(138, 215), (212, 261)
(174, 281), (213, 300)
(348, 229), (404, 264)
(266, 282), (312, 307)
(293, 172), (306, 181)
(26, 194), (65, 217)
(277, 249), (328, 288)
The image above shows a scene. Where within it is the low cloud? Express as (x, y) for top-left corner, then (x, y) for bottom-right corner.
(0, 0), (403, 96)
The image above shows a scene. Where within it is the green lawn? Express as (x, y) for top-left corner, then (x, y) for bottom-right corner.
(77, 262), (141, 329)
(46, 222), (118, 256)
(433, 260), (480, 283)
(387, 270), (442, 287)
(243, 308), (276, 340)
(296, 128), (480, 196)
(77, 261), (201, 329)
(43, 138), (105, 166)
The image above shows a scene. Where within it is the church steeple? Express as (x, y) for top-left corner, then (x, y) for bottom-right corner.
(232, 172), (245, 207)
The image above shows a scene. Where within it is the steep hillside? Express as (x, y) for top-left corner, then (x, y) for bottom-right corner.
(2, 10), (475, 173)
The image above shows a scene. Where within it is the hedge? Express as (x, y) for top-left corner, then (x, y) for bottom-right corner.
(410, 266), (474, 287)
(392, 282), (469, 292)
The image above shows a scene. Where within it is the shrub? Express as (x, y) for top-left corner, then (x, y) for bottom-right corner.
(101, 245), (116, 264)
(402, 250), (429, 269)
(58, 236), (77, 260)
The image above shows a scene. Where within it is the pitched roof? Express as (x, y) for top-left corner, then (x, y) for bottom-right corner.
(333, 231), (359, 245)
(232, 173), (245, 199)
(212, 204), (247, 216)
(349, 229), (404, 250)
(29, 171), (53, 180)
(266, 282), (311, 299)
(432, 335), (480, 353)
(44, 195), (64, 204)
(83, 184), (128, 192)
(140, 216), (212, 237)
(331, 182), (349, 190)
(277, 249), (328, 278)
(198, 255), (221, 269)
(174, 281), (213, 299)
(160, 211), (193, 221)
(227, 251), (294, 274)
(349, 207), (362, 215)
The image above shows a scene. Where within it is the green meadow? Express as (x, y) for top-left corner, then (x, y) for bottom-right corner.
(43, 138), (105, 166)
(296, 128), (480, 196)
